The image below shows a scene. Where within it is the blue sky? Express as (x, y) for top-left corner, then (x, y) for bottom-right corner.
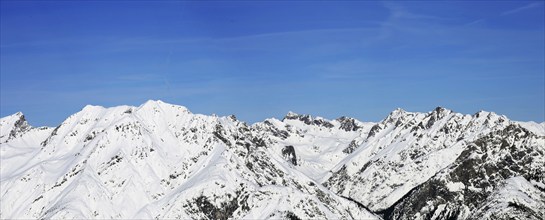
(1, 1), (544, 126)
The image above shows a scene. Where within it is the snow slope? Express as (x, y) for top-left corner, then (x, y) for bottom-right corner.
(1, 101), (543, 219)
(382, 124), (545, 219)
(324, 107), (544, 219)
(0, 101), (377, 219)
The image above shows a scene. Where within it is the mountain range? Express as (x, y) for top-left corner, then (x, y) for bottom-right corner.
(1, 100), (543, 219)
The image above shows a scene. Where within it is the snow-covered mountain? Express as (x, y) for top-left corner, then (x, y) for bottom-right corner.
(1, 101), (543, 219)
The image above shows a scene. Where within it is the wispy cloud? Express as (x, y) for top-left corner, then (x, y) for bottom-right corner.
(502, 2), (543, 15)
(382, 2), (443, 21)
(465, 2), (543, 26)
(374, 1), (453, 41)
(464, 18), (486, 26)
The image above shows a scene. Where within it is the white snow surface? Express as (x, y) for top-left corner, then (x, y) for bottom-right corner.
(324, 108), (544, 212)
(1, 101), (543, 219)
(0, 100), (377, 219)
(470, 176), (545, 219)
(517, 121), (545, 136)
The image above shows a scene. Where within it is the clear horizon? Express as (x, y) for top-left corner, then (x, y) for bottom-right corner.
(1, 1), (544, 126)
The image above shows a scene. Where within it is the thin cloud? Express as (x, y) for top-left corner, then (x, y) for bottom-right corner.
(382, 1), (443, 21)
(465, 2), (543, 26)
(216, 27), (372, 43)
(464, 18), (486, 26)
(502, 2), (543, 15)
(376, 2), (451, 40)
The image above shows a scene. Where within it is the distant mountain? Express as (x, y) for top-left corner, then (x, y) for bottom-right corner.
(1, 101), (543, 219)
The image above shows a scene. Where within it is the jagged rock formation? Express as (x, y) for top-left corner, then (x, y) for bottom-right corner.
(381, 125), (545, 220)
(1, 101), (543, 219)
(282, 145), (298, 166)
(0, 112), (33, 143)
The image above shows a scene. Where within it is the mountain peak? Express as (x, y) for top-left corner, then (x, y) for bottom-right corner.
(393, 107), (406, 113)
(383, 108), (409, 123)
(282, 111), (335, 128)
(1, 111), (27, 125)
(2, 111), (25, 119)
(140, 99), (166, 108)
(284, 111), (300, 119)
(336, 116), (363, 132)
(283, 111), (311, 122)
(432, 106), (448, 113)
(0, 111), (30, 143)
(138, 100), (191, 114)
(473, 110), (507, 120)
(390, 108), (407, 116)
(428, 106), (452, 117)
(81, 104), (105, 112)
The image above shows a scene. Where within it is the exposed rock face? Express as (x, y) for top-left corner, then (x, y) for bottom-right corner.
(282, 145), (297, 165)
(323, 108), (544, 219)
(337, 116), (362, 132)
(283, 112), (334, 128)
(0, 112), (31, 143)
(381, 125), (545, 220)
(342, 139), (362, 154)
(1, 101), (543, 219)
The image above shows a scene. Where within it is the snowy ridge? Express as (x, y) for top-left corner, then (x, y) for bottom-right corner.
(1, 101), (543, 219)
(516, 121), (545, 136)
(0, 112), (32, 143)
(324, 107), (520, 212)
(382, 124), (545, 219)
(0, 101), (376, 219)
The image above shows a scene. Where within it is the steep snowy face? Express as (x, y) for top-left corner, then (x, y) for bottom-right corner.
(1, 112), (54, 180)
(324, 107), (524, 212)
(0, 101), (377, 220)
(324, 107), (545, 219)
(0, 112), (31, 143)
(383, 124), (545, 220)
(516, 121), (545, 136)
(1, 101), (543, 220)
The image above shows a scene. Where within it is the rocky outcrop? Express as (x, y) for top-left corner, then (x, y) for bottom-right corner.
(282, 145), (297, 165)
